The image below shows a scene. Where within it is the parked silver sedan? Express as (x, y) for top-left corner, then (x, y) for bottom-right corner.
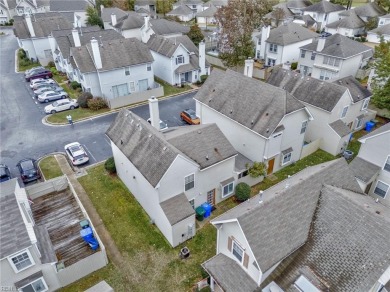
(34, 86), (63, 97)
(37, 90), (68, 103)
(44, 99), (78, 114)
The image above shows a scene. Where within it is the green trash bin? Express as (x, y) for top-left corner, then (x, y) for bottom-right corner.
(195, 206), (205, 221)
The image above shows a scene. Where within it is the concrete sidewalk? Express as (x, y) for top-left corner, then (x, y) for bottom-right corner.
(55, 155), (124, 268)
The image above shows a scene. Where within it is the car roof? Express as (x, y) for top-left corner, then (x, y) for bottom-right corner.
(19, 159), (35, 169)
(185, 109), (195, 114)
(66, 143), (85, 156)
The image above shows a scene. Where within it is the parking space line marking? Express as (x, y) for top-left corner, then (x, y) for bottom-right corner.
(83, 144), (97, 162)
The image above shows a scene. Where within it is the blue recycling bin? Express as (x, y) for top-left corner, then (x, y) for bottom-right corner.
(365, 121), (375, 132)
(80, 227), (99, 250)
(202, 203), (212, 218)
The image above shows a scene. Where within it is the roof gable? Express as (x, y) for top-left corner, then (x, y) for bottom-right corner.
(194, 69), (306, 138)
(114, 11), (144, 30)
(147, 34), (198, 57)
(266, 22), (318, 46)
(332, 75), (371, 102)
(326, 10), (365, 29)
(267, 67), (347, 112)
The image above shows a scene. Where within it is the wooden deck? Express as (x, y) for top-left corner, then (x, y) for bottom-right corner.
(31, 190), (97, 267)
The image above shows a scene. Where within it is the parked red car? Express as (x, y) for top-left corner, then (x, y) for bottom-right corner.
(25, 68), (53, 82)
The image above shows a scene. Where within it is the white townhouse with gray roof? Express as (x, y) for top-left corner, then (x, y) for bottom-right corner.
(267, 67), (373, 156)
(49, 0), (91, 27)
(13, 12), (73, 65)
(195, 3), (218, 27)
(298, 33), (373, 81)
(104, 10), (144, 39)
(367, 23), (390, 43)
(49, 26), (122, 79)
(172, 0), (204, 14)
(255, 22), (318, 66)
(302, 0), (345, 31)
(106, 108), (241, 247)
(134, 0), (156, 16)
(140, 16), (190, 43)
(0, 0), (49, 23)
(378, 13), (390, 27)
(202, 158), (390, 292)
(195, 69), (312, 175)
(338, 2), (386, 23)
(0, 177), (107, 292)
(101, 6), (127, 30)
(350, 122), (390, 208)
(325, 10), (366, 37)
(70, 37), (160, 104)
(147, 34), (210, 85)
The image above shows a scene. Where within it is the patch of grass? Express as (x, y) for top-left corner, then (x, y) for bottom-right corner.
(46, 107), (110, 124)
(155, 77), (192, 96)
(39, 156), (63, 180)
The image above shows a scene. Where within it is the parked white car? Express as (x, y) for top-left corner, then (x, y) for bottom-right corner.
(30, 78), (56, 88)
(64, 142), (89, 165)
(44, 99), (78, 114)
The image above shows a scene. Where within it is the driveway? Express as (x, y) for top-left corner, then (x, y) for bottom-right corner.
(0, 29), (197, 183)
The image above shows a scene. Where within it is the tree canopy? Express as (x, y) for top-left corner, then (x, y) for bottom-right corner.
(371, 37), (390, 110)
(187, 24), (204, 46)
(86, 6), (103, 28)
(156, 0), (175, 15)
(215, 0), (272, 67)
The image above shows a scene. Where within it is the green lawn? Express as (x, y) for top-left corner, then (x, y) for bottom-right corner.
(46, 107), (111, 124)
(155, 77), (192, 96)
(39, 156), (63, 180)
(60, 149), (337, 291)
(17, 49), (40, 72)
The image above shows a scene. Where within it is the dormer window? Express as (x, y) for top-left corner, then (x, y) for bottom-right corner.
(176, 55), (184, 65)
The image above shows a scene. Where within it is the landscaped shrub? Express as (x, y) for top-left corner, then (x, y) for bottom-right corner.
(104, 157), (116, 174)
(50, 67), (58, 75)
(77, 92), (93, 108)
(291, 62), (298, 70)
(18, 49), (27, 59)
(47, 61), (55, 68)
(235, 182), (251, 202)
(200, 75), (208, 83)
(247, 161), (267, 178)
(70, 81), (81, 90)
(87, 97), (108, 111)
(19, 59), (32, 67)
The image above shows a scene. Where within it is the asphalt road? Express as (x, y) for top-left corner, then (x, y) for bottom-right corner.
(0, 28), (197, 183)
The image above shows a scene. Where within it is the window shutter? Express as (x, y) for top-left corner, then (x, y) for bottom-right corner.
(227, 236), (232, 251)
(243, 253), (249, 268)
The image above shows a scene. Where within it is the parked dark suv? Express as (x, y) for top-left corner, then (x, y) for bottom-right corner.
(25, 68), (53, 82)
(16, 158), (41, 183)
(0, 164), (11, 183)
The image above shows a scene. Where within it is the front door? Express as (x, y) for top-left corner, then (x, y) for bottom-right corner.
(267, 158), (275, 175)
(138, 79), (148, 91)
(207, 189), (215, 206)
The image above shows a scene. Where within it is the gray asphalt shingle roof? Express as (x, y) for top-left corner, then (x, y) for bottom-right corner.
(0, 179), (31, 259)
(101, 7), (128, 22)
(50, 0), (89, 11)
(339, 2), (386, 18)
(194, 69), (306, 138)
(13, 12), (73, 39)
(213, 159), (362, 273)
(359, 122), (390, 141)
(148, 19), (190, 35)
(114, 11), (144, 30)
(202, 254), (258, 292)
(165, 124), (237, 170)
(196, 4), (218, 17)
(302, 0), (345, 13)
(71, 37), (153, 73)
(287, 0), (312, 9)
(267, 67), (347, 112)
(160, 193), (195, 225)
(267, 185), (390, 292)
(349, 156), (381, 183)
(300, 33), (373, 59)
(326, 10), (365, 29)
(369, 23), (390, 35)
(329, 119), (351, 137)
(332, 75), (372, 102)
(266, 22), (318, 46)
(167, 4), (194, 16)
(265, 3), (294, 20)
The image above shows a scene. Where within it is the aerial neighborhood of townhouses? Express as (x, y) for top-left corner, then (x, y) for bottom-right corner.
(0, 0), (390, 291)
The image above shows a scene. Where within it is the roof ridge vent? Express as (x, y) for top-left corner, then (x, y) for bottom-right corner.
(206, 155), (209, 160)
(163, 146), (167, 151)
(197, 130), (202, 134)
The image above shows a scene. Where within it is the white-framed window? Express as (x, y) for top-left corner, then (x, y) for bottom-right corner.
(257, 38), (261, 45)
(374, 181), (389, 198)
(189, 199), (195, 209)
(176, 55), (184, 65)
(355, 117), (363, 129)
(384, 156), (390, 172)
(282, 152), (292, 165)
(269, 43), (277, 53)
(300, 50), (306, 58)
(340, 105), (349, 118)
(238, 170), (249, 179)
(8, 250), (35, 273)
(361, 98), (369, 110)
(146, 63), (151, 71)
(311, 52), (316, 60)
(267, 58), (276, 66)
(112, 83), (129, 98)
(125, 67), (130, 75)
(256, 50), (261, 59)
(129, 81), (135, 92)
(319, 69), (334, 80)
(184, 174), (195, 191)
(232, 241), (244, 263)
(323, 56), (340, 67)
(222, 182), (234, 197)
(20, 277), (48, 292)
(300, 120), (308, 134)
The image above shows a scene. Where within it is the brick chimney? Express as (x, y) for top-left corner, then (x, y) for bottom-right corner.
(72, 29), (81, 47)
(198, 40), (206, 76)
(25, 14), (35, 37)
(111, 13), (117, 26)
(148, 96), (160, 130)
(317, 37), (326, 52)
(244, 58), (254, 78)
(90, 37), (102, 69)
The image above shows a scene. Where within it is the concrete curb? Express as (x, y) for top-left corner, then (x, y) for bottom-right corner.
(43, 88), (199, 126)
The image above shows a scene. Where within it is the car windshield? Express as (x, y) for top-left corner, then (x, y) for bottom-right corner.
(0, 167), (8, 178)
(52, 101), (59, 107)
(21, 160), (34, 171)
(187, 110), (197, 119)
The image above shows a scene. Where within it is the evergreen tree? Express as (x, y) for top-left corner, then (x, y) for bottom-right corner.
(371, 37), (390, 110)
(187, 24), (204, 46)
